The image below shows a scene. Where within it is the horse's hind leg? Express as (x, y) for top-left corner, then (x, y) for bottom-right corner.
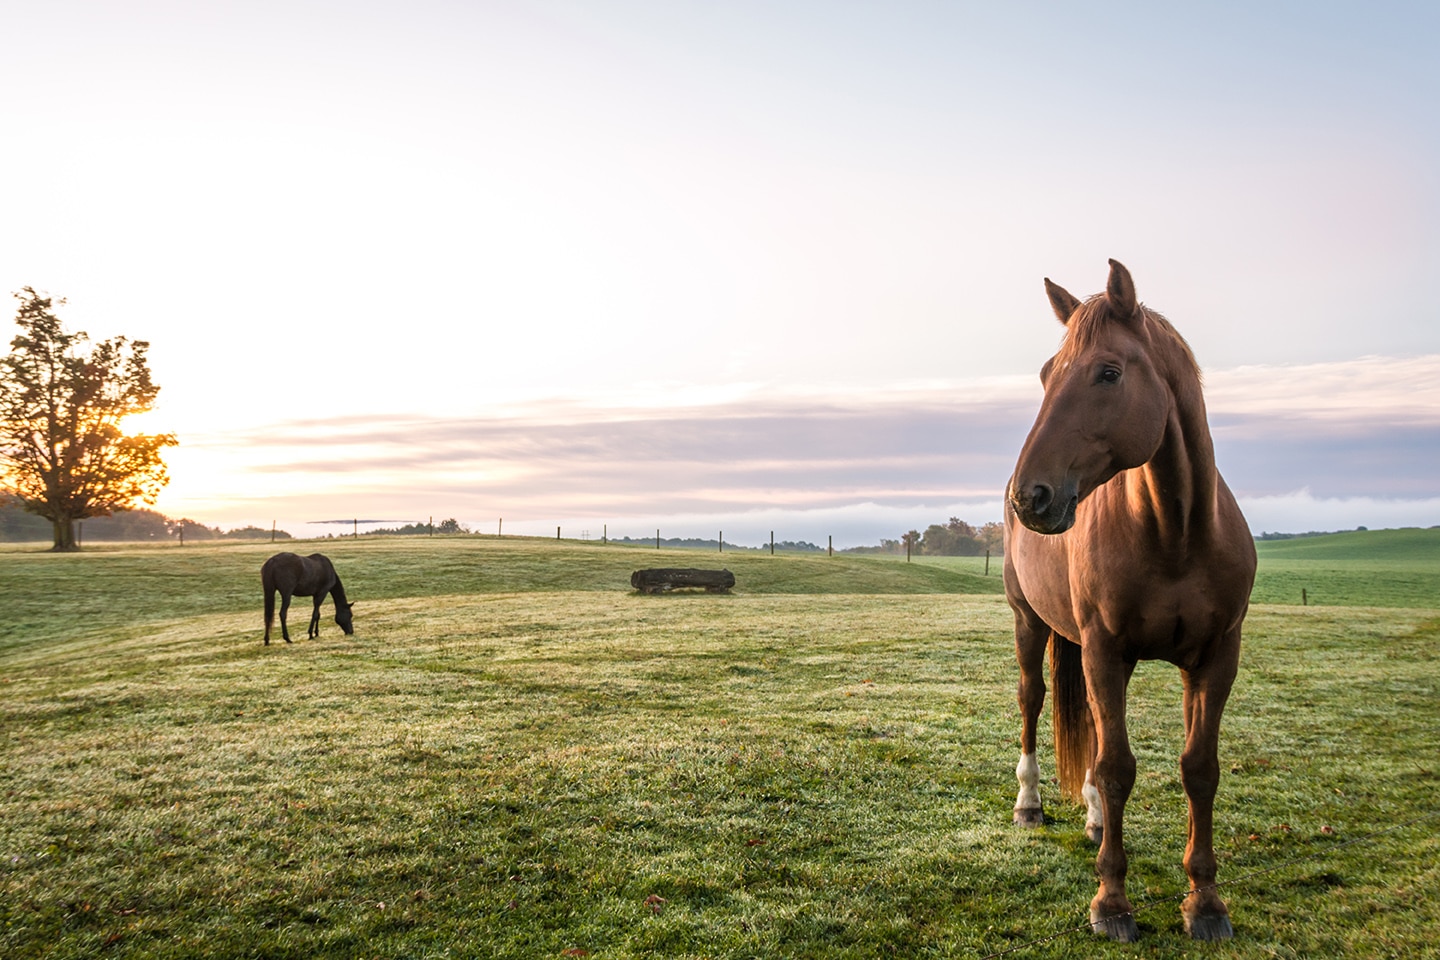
(1179, 628), (1241, 941)
(1010, 603), (1050, 827)
(279, 593), (293, 643)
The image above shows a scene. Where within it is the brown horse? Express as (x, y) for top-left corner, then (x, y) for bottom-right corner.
(1004, 260), (1256, 941)
(261, 552), (355, 645)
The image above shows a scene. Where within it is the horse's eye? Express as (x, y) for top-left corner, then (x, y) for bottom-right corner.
(1098, 367), (1121, 384)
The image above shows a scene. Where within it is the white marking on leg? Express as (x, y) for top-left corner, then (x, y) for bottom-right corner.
(1083, 767), (1102, 833)
(1015, 752), (1041, 811)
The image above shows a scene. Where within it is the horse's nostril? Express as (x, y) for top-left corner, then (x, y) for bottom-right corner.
(1030, 484), (1054, 515)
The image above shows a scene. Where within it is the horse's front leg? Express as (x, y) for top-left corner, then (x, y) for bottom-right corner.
(1084, 641), (1138, 942)
(308, 597), (323, 639)
(1179, 628), (1241, 941)
(1011, 606), (1050, 827)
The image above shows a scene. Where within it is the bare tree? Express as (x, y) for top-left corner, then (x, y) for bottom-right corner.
(0, 288), (176, 550)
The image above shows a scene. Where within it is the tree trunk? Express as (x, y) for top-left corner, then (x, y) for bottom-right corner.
(631, 568), (735, 594)
(51, 516), (78, 551)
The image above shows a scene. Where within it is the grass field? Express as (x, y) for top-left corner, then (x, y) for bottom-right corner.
(3, 531), (1438, 958)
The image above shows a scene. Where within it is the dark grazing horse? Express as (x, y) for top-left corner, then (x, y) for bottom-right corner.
(1004, 260), (1256, 942)
(261, 552), (355, 645)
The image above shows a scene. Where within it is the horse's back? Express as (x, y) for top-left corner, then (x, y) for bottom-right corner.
(262, 552), (332, 595)
(304, 553), (335, 573)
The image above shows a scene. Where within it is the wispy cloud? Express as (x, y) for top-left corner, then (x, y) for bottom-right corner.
(155, 357), (1440, 542)
(1204, 354), (1440, 426)
(1203, 355), (1440, 502)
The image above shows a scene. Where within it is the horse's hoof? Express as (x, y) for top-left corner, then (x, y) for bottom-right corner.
(1185, 912), (1233, 941)
(1013, 807), (1044, 827)
(1085, 823), (1103, 845)
(1090, 909), (1139, 942)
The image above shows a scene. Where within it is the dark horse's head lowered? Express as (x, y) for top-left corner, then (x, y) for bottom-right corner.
(1008, 258), (1203, 535)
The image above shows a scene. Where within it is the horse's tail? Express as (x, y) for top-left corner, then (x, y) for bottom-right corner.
(1050, 632), (1095, 803)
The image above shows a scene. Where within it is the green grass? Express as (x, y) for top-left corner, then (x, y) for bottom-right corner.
(1252, 527), (1440, 608)
(1255, 527), (1440, 562)
(2, 533), (1438, 958)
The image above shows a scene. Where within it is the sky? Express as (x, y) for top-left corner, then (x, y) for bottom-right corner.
(2, 1), (1437, 545)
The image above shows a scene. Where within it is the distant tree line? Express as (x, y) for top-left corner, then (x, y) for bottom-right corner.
(919, 518), (1004, 556)
(1255, 527), (1367, 541)
(849, 518), (1004, 556)
(364, 518), (469, 536)
(611, 522), (1004, 556)
(0, 495), (290, 542)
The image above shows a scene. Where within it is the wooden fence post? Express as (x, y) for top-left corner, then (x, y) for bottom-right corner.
(719, 531), (723, 553)
(771, 531), (774, 555)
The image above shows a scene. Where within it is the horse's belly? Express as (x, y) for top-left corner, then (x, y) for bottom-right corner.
(1012, 528), (1246, 662)
(1077, 571), (1247, 666)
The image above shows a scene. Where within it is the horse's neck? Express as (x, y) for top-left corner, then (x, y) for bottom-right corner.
(1125, 370), (1220, 552)
(330, 578), (348, 604)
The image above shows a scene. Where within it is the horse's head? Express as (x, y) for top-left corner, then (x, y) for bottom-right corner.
(336, 602), (355, 635)
(1009, 259), (1178, 535)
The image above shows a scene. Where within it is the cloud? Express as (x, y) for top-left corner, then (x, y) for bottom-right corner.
(1203, 355), (1440, 500)
(154, 357), (1440, 541)
(1203, 354), (1440, 426)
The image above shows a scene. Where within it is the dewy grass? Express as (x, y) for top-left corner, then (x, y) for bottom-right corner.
(2, 536), (1438, 958)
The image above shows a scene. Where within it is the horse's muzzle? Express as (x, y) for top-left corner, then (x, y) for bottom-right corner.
(1010, 480), (1078, 535)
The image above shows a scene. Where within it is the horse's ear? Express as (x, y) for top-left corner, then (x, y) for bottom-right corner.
(1106, 258), (1139, 321)
(1044, 278), (1081, 325)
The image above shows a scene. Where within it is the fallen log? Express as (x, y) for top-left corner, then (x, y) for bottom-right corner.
(631, 568), (735, 594)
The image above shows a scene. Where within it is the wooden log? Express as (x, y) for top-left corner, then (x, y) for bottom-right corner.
(631, 568), (735, 594)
